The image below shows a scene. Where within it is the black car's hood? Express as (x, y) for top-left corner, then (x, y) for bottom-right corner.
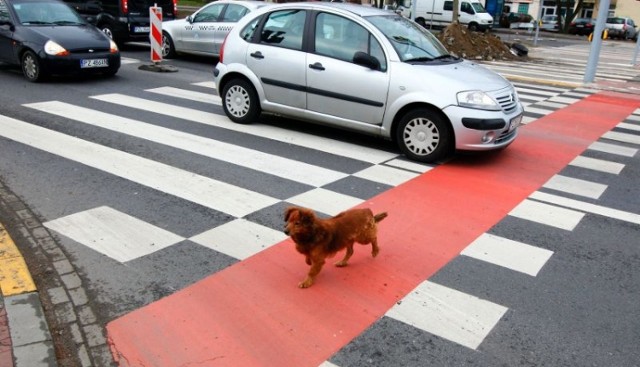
(22, 24), (111, 49)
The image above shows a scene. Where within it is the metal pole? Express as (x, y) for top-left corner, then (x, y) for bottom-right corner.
(533, 0), (543, 46)
(584, 0), (610, 83)
(632, 35), (640, 65)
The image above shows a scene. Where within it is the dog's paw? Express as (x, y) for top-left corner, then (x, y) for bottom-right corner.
(298, 279), (314, 288)
(372, 248), (379, 258)
(334, 260), (348, 267)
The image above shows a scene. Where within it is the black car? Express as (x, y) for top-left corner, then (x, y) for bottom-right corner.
(568, 17), (596, 36)
(62, 0), (177, 45)
(0, 0), (120, 82)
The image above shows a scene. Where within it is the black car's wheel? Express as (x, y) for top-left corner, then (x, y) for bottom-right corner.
(162, 32), (177, 58)
(21, 50), (44, 82)
(99, 24), (115, 40)
(395, 108), (453, 163)
(221, 78), (261, 124)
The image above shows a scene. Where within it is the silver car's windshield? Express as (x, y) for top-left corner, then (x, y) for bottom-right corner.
(366, 15), (451, 62)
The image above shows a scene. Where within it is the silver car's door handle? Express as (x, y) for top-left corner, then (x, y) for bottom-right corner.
(250, 51), (264, 59)
(309, 62), (325, 71)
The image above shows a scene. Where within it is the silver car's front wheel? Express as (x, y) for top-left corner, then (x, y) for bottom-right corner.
(396, 108), (453, 162)
(222, 79), (260, 124)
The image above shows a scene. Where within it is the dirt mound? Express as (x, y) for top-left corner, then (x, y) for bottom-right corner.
(435, 23), (520, 61)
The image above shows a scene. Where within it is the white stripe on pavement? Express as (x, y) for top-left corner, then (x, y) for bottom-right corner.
(44, 206), (184, 262)
(386, 281), (508, 350)
(462, 233), (553, 276)
(285, 188), (363, 216)
(588, 141), (638, 157)
(602, 131), (640, 145)
(0, 114), (278, 217)
(542, 175), (607, 199)
(90, 93), (399, 164)
(189, 219), (287, 260)
(24, 101), (348, 187)
(509, 199), (585, 231)
(569, 156), (625, 175)
(530, 191), (640, 226)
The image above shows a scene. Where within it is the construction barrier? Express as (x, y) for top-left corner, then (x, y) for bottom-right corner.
(150, 5), (163, 63)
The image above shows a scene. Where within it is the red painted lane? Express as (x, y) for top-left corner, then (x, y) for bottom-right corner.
(107, 92), (640, 366)
(0, 304), (13, 367)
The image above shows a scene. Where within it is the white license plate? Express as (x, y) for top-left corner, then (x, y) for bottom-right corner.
(134, 26), (150, 33)
(80, 58), (109, 68)
(509, 115), (522, 131)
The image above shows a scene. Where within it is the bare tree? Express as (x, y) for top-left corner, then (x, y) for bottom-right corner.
(452, 0), (459, 24)
(555, 0), (586, 32)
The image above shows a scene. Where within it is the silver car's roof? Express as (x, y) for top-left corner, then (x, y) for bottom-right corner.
(258, 2), (393, 17)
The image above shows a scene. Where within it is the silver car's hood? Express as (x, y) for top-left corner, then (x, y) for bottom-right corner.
(411, 59), (511, 92)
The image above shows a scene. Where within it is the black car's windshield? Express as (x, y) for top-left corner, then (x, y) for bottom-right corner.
(366, 14), (452, 62)
(12, 1), (86, 26)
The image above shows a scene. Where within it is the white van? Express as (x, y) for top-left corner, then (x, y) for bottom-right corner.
(401, 0), (494, 31)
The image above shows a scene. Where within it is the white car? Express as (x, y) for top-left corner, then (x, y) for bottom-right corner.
(161, 0), (267, 58)
(214, 2), (523, 163)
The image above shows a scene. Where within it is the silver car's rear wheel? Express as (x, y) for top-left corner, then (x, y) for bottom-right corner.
(396, 108), (453, 162)
(222, 79), (261, 124)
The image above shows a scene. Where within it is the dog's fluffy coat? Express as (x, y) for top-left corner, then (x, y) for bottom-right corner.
(284, 206), (388, 288)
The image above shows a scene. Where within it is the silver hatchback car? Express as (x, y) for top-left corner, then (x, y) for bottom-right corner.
(214, 2), (523, 163)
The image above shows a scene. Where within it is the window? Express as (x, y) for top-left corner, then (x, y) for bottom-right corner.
(0, 0), (9, 22)
(193, 4), (224, 23)
(222, 4), (248, 23)
(260, 10), (306, 50)
(444, 1), (453, 11)
(240, 17), (260, 41)
(313, 13), (386, 71)
(461, 2), (473, 14)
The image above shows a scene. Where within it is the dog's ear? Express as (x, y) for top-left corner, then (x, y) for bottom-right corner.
(284, 207), (298, 222)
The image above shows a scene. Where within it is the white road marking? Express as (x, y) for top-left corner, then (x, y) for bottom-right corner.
(0, 114), (278, 218)
(146, 87), (222, 105)
(588, 141), (638, 157)
(189, 219), (287, 260)
(285, 188), (363, 216)
(462, 233), (554, 276)
(44, 206), (184, 263)
(384, 159), (434, 174)
(602, 131), (640, 145)
(569, 156), (625, 174)
(617, 122), (640, 132)
(353, 165), (420, 187)
(530, 191), (640, 225)
(386, 281), (508, 350)
(90, 93), (399, 164)
(509, 199), (585, 231)
(542, 175), (607, 199)
(24, 101), (348, 187)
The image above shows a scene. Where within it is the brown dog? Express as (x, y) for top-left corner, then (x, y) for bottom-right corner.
(284, 206), (388, 288)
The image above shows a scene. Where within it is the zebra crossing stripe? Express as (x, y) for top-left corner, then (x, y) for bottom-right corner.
(542, 174), (608, 199)
(588, 141), (638, 157)
(0, 115), (278, 217)
(509, 199), (585, 231)
(385, 281), (508, 350)
(24, 101), (349, 187)
(569, 156), (625, 174)
(90, 93), (398, 164)
(146, 87), (222, 105)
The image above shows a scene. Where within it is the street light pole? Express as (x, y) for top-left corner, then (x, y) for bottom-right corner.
(584, 0), (611, 83)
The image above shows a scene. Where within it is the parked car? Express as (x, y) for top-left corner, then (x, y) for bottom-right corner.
(61, 0), (177, 45)
(213, 2), (523, 163)
(606, 17), (637, 40)
(0, 0), (120, 82)
(500, 12), (533, 28)
(161, 0), (266, 59)
(568, 18), (596, 36)
(540, 14), (559, 31)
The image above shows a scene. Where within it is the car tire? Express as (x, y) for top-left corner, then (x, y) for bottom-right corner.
(99, 23), (117, 43)
(395, 108), (453, 163)
(21, 50), (44, 82)
(468, 22), (478, 32)
(415, 17), (426, 28)
(162, 32), (177, 58)
(222, 78), (261, 124)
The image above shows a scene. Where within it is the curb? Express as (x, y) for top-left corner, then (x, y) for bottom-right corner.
(0, 181), (115, 367)
(0, 222), (55, 367)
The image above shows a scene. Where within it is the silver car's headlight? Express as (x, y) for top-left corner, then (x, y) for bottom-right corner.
(457, 90), (501, 111)
(44, 40), (69, 56)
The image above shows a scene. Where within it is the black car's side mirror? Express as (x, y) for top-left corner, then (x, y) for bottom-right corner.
(353, 51), (381, 71)
(0, 20), (14, 31)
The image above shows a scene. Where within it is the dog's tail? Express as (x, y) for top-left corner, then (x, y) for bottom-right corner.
(374, 212), (388, 223)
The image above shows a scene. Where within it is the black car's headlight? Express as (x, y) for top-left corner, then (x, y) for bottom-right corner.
(109, 40), (119, 53)
(44, 40), (69, 56)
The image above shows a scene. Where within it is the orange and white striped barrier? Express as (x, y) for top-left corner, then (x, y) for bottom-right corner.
(150, 5), (162, 64)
